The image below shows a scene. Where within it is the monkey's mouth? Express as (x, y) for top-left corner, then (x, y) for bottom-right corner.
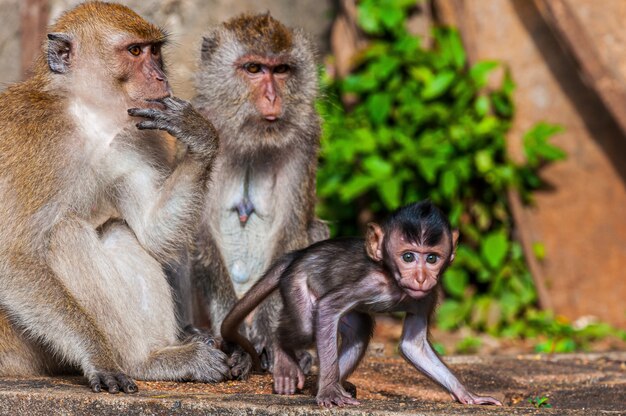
(402, 286), (430, 299)
(262, 115), (283, 123)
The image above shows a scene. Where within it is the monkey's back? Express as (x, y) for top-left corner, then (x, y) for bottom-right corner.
(281, 237), (374, 298)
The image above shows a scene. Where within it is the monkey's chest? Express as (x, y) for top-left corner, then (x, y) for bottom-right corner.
(216, 176), (279, 298)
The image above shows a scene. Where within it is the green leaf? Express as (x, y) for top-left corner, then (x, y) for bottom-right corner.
(470, 61), (499, 87)
(443, 268), (468, 298)
(363, 155), (393, 177)
(422, 71), (456, 100)
(441, 170), (458, 198)
(474, 95), (490, 117)
(481, 230), (509, 269)
(378, 177), (402, 209)
(366, 93), (393, 125)
(341, 176), (376, 200)
(475, 150), (494, 173)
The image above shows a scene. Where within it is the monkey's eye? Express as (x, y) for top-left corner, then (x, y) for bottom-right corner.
(426, 254), (438, 264)
(128, 45), (142, 56)
(150, 44), (161, 56)
(273, 64), (290, 74)
(402, 253), (415, 263)
(244, 63), (262, 74)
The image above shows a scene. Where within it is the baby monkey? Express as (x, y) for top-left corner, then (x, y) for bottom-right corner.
(221, 201), (502, 407)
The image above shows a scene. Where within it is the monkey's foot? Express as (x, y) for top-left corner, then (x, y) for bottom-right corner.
(227, 344), (253, 380)
(342, 380), (357, 398)
(186, 341), (232, 382)
(296, 350), (313, 375)
(316, 383), (360, 408)
(88, 371), (137, 394)
(272, 350), (304, 395)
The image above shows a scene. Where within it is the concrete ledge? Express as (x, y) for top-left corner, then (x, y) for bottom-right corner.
(0, 353), (624, 415)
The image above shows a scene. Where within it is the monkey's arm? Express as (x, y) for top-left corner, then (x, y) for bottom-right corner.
(399, 312), (502, 405)
(121, 97), (219, 261)
(193, 224), (238, 335)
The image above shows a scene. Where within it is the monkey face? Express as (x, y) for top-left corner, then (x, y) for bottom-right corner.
(387, 231), (453, 300)
(118, 40), (172, 107)
(237, 55), (291, 122)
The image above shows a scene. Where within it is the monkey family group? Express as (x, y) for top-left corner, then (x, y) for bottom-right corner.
(0, 1), (501, 409)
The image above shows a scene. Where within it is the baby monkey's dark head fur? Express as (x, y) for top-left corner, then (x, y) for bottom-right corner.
(367, 201), (459, 300)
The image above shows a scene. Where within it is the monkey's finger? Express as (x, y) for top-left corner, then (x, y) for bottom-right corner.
(161, 96), (187, 110)
(117, 374), (138, 394)
(88, 376), (102, 393)
(296, 369), (305, 390)
(474, 396), (502, 406)
(127, 108), (161, 119)
(101, 373), (120, 394)
(287, 377), (295, 395)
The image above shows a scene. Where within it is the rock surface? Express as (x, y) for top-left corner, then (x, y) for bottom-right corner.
(0, 352), (624, 415)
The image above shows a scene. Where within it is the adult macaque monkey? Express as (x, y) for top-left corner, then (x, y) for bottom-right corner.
(222, 201), (502, 408)
(186, 13), (328, 375)
(0, 2), (230, 393)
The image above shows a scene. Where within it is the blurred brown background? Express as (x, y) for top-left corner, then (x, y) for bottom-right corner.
(0, 0), (624, 328)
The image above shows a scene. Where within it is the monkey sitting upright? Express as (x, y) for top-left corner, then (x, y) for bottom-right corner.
(0, 2), (229, 393)
(172, 13), (328, 377)
(222, 201), (502, 407)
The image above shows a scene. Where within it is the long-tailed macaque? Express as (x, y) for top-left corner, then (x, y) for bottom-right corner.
(0, 2), (230, 393)
(222, 201), (502, 407)
(181, 13), (328, 376)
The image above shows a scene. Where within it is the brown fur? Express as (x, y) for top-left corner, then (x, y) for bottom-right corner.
(224, 13), (293, 54)
(0, 1), (229, 392)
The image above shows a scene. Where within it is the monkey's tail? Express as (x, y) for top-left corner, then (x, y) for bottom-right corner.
(220, 254), (294, 372)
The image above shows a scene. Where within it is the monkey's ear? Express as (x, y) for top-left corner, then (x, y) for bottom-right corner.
(47, 33), (72, 74)
(200, 35), (219, 63)
(450, 229), (460, 263)
(365, 223), (384, 262)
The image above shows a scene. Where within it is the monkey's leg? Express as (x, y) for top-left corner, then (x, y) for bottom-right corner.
(0, 307), (54, 376)
(99, 223), (230, 383)
(1, 247), (136, 393)
(133, 341), (230, 382)
(192, 225), (238, 335)
(164, 248), (194, 330)
(338, 312), (374, 382)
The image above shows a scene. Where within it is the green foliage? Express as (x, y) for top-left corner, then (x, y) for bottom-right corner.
(525, 311), (626, 353)
(455, 336), (482, 354)
(528, 396), (553, 409)
(317, 1), (566, 335)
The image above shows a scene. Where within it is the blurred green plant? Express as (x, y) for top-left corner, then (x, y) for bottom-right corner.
(528, 395), (553, 409)
(317, 0), (567, 336)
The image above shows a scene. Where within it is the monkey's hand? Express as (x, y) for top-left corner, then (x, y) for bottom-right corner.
(87, 368), (138, 394)
(128, 97), (219, 163)
(453, 390), (503, 406)
(316, 382), (360, 408)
